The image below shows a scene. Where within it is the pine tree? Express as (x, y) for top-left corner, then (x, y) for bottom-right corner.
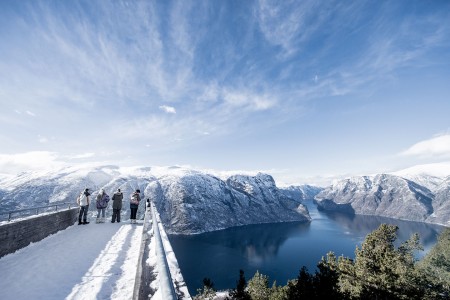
(269, 281), (288, 300)
(287, 266), (315, 299)
(228, 269), (251, 300)
(314, 252), (345, 299)
(418, 227), (450, 299)
(247, 271), (270, 300)
(194, 277), (217, 300)
(338, 223), (425, 300)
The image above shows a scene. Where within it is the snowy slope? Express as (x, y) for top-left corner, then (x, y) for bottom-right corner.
(315, 174), (449, 226)
(280, 185), (323, 202)
(0, 165), (310, 234)
(147, 172), (311, 234)
(0, 222), (143, 300)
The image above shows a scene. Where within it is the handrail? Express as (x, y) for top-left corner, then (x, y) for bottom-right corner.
(151, 201), (178, 300)
(0, 202), (74, 222)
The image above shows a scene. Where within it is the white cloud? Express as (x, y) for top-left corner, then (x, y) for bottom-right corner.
(222, 89), (276, 111)
(0, 151), (65, 174)
(159, 105), (177, 114)
(38, 135), (48, 143)
(400, 134), (450, 158)
(68, 153), (96, 159)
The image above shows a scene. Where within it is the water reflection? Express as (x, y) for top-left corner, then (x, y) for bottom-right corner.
(320, 208), (442, 252)
(193, 221), (310, 262)
(169, 200), (444, 294)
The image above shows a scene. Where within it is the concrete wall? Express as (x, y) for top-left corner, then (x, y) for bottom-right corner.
(0, 208), (79, 258)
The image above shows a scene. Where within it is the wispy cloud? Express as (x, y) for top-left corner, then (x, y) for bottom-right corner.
(222, 89), (276, 111)
(400, 134), (450, 158)
(1, 1), (449, 180)
(256, 0), (323, 57)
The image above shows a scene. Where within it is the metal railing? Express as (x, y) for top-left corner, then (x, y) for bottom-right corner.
(0, 202), (74, 222)
(151, 201), (178, 300)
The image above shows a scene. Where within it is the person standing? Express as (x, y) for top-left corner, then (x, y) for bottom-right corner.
(96, 189), (110, 223)
(111, 188), (123, 223)
(77, 188), (90, 225)
(130, 189), (141, 224)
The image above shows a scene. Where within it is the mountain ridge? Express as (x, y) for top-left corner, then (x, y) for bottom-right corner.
(0, 165), (311, 234)
(315, 173), (449, 227)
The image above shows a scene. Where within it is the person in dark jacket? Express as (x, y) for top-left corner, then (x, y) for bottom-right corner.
(129, 189), (141, 224)
(111, 188), (123, 223)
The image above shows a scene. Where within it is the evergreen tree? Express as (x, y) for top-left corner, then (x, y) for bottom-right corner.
(247, 271), (270, 300)
(418, 228), (450, 299)
(338, 224), (425, 300)
(314, 252), (345, 299)
(286, 266), (315, 299)
(228, 269), (251, 300)
(194, 277), (217, 300)
(269, 281), (288, 300)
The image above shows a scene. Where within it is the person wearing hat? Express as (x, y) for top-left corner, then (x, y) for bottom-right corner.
(129, 189), (141, 224)
(111, 188), (123, 223)
(77, 188), (91, 225)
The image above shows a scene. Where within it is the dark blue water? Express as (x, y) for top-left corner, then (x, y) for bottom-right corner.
(169, 200), (444, 295)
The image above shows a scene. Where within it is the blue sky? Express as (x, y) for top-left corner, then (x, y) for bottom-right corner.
(1, 0), (450, 185)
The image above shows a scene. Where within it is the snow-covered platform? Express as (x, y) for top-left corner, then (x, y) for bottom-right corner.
(0, 221), (144, 299)
(0, 205), (191, 300)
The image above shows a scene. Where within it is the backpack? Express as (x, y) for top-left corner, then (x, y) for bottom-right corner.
(130, 193), (139, 205)
(101, 194), (110, 207)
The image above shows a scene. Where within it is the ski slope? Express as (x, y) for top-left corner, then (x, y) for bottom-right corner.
(0, 221), (144, 300)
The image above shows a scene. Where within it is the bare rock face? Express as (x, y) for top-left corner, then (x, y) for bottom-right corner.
(314, 174), (442, 224)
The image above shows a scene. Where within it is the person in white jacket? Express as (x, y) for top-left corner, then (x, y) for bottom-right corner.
(77, 188), (91, 225)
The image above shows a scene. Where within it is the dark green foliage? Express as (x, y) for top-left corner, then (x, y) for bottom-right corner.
(227, 269), (251, 300)
(286, 255), (347, 300)
(338, 224), (427, 300)
(194, 277), (216, 300)
(198, 224), (450, 300)
(418, 228), (450, 299)
(287, 266), (315, 299)
(314, 252), (344, 299)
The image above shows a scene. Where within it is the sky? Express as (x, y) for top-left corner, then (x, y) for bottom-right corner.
(1, 0), (450, 186)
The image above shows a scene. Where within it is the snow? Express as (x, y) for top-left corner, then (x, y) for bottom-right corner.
(150, 208), (190, 300)
(0, 222), (143, 300)
(393, 161), (450, 178)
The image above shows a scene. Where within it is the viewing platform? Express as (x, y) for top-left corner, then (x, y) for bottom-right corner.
(0, 203), (190, 300)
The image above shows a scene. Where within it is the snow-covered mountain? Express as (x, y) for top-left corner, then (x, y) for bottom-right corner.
(146, 172), (310, 234)
(0, 165), (310, 234)
(280, 185), (323, 202)
(314, 174), (449, 227)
